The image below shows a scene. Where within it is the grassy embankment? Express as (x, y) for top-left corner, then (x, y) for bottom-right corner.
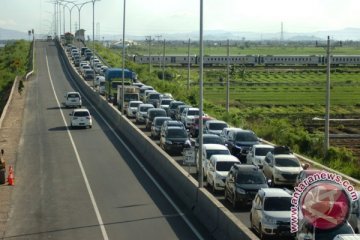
(94, 42), (360, 178)
(0, 40), (31, 114)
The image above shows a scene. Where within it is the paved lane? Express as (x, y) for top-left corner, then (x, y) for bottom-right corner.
(3, 41), (212, 240)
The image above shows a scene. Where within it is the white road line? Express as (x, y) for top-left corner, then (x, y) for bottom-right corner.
(58, 48), (204, 240)
(45, 48), (109, 240)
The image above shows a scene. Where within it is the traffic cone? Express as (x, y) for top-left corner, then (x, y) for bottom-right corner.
(8, 166), (14, 186)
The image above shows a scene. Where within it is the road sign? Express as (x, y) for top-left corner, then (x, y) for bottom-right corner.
(183, 147), (196, 165)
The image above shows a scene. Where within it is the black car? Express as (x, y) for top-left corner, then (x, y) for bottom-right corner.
(297, 221), (355, 240)
(150, 116), (171, 139)
(145, 108), (167, 130)
(194, 133), (224, 146)
(224, 164), (268, 209)
(168, 101), (185, 119)
(225, 129), (259, 163)
(160, 126), (189, 154)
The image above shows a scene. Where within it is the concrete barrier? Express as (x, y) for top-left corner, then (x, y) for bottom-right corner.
(57, 41), (258, 240)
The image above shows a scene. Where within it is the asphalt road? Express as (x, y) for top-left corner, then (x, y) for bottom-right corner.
(3, 41), (213, 240)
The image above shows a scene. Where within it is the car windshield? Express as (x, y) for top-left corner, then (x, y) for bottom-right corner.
(263, 197), (291, 211)
(149, 94), (160, 99)
(171, 102), (184, 109)
(255, 148), (274, 156)
(206, 150), (229, 159)
(129, 102), (141, 108)
(167, 129), (187, 138)
(235, 132), (258, 141)
(188, 110), (199, 116)
(216, 162), (237, 171)
(67, 94), (79, 98)
(275, 158), (300, 167)
(202, 137), (223, 145)
(124, 94), (139, 102)
(140, 106), (153, 112)
(74, 111), (89, 117)
(161, 99), (172, 105)
(236, 172), (266, 184)
(209, 123), (227, 130)
(155, 118), (169, 127)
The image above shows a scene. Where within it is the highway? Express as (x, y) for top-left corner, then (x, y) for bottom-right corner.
(3, 41), (213, 240)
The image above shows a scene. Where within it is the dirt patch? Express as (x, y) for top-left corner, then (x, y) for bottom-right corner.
(0, 77), (27, 238)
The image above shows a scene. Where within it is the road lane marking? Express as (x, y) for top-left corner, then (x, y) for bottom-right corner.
(45, 48), (109, 240)
(58, 48), (204, 240)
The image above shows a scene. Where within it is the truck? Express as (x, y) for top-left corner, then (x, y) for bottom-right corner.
(105, 68), (136, 100)
(117, 85), (140, 113)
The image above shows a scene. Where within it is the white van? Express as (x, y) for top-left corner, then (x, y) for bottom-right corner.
(206, 154), (240, 191)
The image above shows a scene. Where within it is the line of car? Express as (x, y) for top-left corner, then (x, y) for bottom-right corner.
(63, 43), (360, 240)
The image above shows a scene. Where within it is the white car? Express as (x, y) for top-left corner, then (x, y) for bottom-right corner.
(206, 154), (240, 191)
(250, 188), (294, 239)
(135, 103), (154, 123)
(262, 146), (303, 186)
(69, 108), (92, 128)
(127, 100), (143, 118)
(64, 91), (82, 108)
(198, 144), (231, 180)
(246, 144), (274, 167)
(204, 120), (229, 136)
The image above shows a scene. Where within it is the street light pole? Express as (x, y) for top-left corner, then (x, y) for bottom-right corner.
(198, 0), (204, 188)
(162, 39), (165, 81)
(226, 39), (230, 113)
(187, 38), (191, 90)
(121, 0), (126, 115)
(146, 36), (152, 74)
(325, 36), (331, 153)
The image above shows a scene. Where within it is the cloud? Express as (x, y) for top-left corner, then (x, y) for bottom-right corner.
(0, 19), (17, 29)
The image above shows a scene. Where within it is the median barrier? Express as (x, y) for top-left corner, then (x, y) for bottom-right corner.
(56, 41), (258, 240)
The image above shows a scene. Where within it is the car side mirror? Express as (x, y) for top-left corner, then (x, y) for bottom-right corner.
(267, 179), (272, 186)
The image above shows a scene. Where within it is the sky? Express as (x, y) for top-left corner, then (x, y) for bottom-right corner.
(0, 0), (360, 38)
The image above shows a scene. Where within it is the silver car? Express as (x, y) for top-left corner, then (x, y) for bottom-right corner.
(250, 188), (294, 239)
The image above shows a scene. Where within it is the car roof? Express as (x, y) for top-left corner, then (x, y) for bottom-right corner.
(203, 144), (229, 150)
(203, 133), (221, 138)
(232, 164), (261, 172)
(206, 120), (227, 124)
(210, 154), (239, 162)
(72, 108), (89, 113)
(139, 103), (154, 107)
(66, 91), (80, 94)
(188, 107), (199, 111)
(154, 117), (171, 121)
(129, 100), (143, 104)
(273, 154), (298, 159)
(252, 144), (274, 148)
(148, 108), (166, 112)
(260, 188), (292, 198)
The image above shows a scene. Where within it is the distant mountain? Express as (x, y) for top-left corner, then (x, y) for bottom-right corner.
(0, 28), (29, 40)
(101, 28), (360, 42)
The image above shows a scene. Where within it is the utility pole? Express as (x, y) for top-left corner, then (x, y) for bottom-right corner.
(187, 38), (191, 90)
(198, 0), (204, 188)
(226, 39), (230, 113)
(162, 39), (165, 80)
(145, 36), (152, 74)
(316, 36), (342, 154)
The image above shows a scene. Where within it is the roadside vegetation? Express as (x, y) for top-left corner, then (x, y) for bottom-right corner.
(94, 41), (360, 179)
(0, 40), (31, 112)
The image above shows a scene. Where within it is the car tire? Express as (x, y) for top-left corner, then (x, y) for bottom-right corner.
(259, 224), (267, 240)
(250, 214), (255, 230)
(232, 193), (238, 209)
(224, 187), (229, 202)
(212, 181), (216, 193)
(271, 176), (275, 187)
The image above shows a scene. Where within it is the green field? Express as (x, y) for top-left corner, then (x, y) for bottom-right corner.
(96, 41), (360, 178)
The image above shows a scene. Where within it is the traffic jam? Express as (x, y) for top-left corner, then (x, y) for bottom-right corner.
(65, 43), (360, 240)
